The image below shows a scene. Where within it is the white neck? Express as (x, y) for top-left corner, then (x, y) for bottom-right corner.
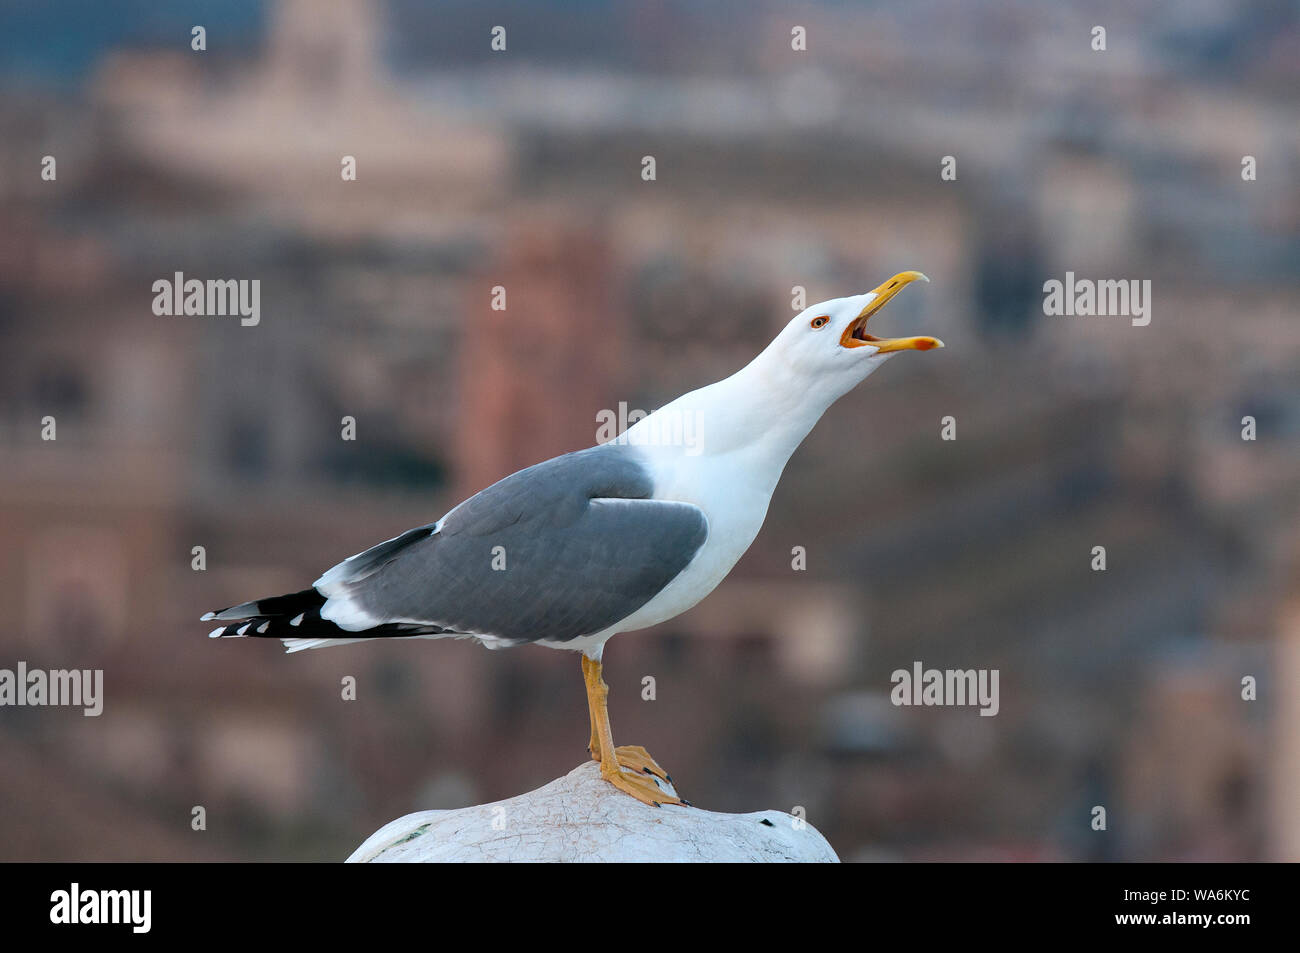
(627, 342), (870, 494)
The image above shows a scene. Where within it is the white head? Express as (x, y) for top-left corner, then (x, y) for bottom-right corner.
(632, 271), (944, 461)
(756, 271), (944, 406)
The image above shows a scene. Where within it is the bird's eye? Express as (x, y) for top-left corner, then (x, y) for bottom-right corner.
(810, 316), (829, 329)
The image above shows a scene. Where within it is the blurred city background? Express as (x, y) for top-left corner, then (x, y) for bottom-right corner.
(1, 0), (1298, 861)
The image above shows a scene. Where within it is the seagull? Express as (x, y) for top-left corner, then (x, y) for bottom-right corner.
(203, 271), (942, 806)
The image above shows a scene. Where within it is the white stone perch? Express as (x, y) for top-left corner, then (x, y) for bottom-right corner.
(347, 761), (838, 863)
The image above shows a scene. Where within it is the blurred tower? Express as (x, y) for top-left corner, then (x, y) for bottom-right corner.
(264, 0), (382, 103)
(454, 224), (620, 496)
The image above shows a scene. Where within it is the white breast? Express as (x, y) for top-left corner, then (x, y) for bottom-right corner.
(549, 441), (783, 656)
(550, 354), (836, 657)
(632, 446), (775, 613)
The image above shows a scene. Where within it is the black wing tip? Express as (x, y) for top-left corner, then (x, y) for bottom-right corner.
(205, 610), (448, 642)
(203, 589), (329, 640)
(201, 588), (326, 624)
(209, 617), (273, 636)
(207, 614), (313, 640)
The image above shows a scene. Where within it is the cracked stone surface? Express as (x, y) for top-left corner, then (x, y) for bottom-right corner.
(347, 761), (839, 863)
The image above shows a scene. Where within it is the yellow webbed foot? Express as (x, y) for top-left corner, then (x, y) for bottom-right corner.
(612, 744), (670, 782)
(599, 761), (686, 808)
(588, 741), (671, 784)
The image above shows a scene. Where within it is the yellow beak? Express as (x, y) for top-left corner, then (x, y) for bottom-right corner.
(840, 271), (944, 353)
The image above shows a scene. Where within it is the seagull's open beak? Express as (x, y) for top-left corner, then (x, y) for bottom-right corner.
(840, 271), (944, 353)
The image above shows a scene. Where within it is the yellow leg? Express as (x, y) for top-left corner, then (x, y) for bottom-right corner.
(582, 655), (684, 807)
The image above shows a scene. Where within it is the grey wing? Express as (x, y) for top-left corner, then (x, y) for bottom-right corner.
(313, 445), (709, 644)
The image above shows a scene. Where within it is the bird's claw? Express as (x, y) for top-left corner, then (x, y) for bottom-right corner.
(599, 762), (686, 808)
(589, 743), (671, 784)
